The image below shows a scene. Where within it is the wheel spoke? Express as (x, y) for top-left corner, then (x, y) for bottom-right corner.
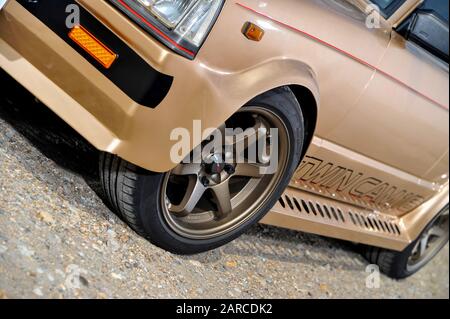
(172, 163), (201, 176)
(419, 235), (429, 257)
(429, 226), (446, 238)
(233, 119), (267, 147)
(234, 162), (270, 178)
(211, 180), (232, 218)
(169, 176), (206, 215)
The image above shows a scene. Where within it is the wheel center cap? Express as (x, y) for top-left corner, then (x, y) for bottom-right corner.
(205, 153), (225, 175)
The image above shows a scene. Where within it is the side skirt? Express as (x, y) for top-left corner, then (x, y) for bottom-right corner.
(261, 186), (411, 251)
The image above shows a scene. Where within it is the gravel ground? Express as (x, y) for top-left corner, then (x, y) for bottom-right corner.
(0, 71), (448, 299)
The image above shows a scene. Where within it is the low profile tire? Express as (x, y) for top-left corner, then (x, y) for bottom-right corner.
(363, 205), (449, 279)
(99, 87), (305, 254)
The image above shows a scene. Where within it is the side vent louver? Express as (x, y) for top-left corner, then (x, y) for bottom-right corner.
(278, 194), (401, 236)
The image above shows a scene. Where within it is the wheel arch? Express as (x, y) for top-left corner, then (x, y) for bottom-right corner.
(224, 58), (320, 161)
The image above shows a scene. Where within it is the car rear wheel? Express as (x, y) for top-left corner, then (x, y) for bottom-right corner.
(100, 87), (305, 254)
(364, 205), (449, 279)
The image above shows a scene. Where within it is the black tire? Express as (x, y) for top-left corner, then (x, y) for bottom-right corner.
(363, 205), (449, 279)
(99, 87), (305, 254)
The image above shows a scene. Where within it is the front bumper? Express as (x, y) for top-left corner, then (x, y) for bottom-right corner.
(0, 0), (233, 172)
(0, 0), (318, 172)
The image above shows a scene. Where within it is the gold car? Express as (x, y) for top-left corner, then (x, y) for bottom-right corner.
(1, 0), (448, 279)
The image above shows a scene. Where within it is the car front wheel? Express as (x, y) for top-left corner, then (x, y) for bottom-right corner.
(99, 87), (305, 254)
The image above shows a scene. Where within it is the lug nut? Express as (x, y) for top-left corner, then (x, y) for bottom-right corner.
(200, 176), (210, 187)
(224, 164), (235, 175)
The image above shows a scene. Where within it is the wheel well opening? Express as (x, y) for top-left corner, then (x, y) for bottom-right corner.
(288, 85), (318, 158)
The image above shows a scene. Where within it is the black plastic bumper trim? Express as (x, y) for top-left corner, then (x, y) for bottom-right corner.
(17, 0), (173, 109)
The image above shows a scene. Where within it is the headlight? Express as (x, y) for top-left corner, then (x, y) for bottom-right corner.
(138, 0), (195, 29)
(175, 0), (225, 46)
(111, 0), (225, 59)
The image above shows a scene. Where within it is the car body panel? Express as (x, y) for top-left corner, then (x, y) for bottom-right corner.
(0, 0), (448, 250)
(329, 31), (449, 179)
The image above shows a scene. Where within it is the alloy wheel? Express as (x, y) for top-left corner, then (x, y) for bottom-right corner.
(407, 206), (449, 272)
(160, 106), (290, 239)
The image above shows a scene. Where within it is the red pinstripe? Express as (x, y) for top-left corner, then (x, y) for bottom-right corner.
(236, 2), (448, 111)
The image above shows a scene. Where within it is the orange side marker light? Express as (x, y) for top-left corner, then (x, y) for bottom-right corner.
(68, 26), (117, 69)
(242, 22), (265, 41)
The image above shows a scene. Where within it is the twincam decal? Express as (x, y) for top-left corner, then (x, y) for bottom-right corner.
(293, 156), (425, 213)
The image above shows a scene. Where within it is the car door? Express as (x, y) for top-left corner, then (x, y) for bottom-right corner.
(332, 0), (449, 180)
(296, 0), (449, 216)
